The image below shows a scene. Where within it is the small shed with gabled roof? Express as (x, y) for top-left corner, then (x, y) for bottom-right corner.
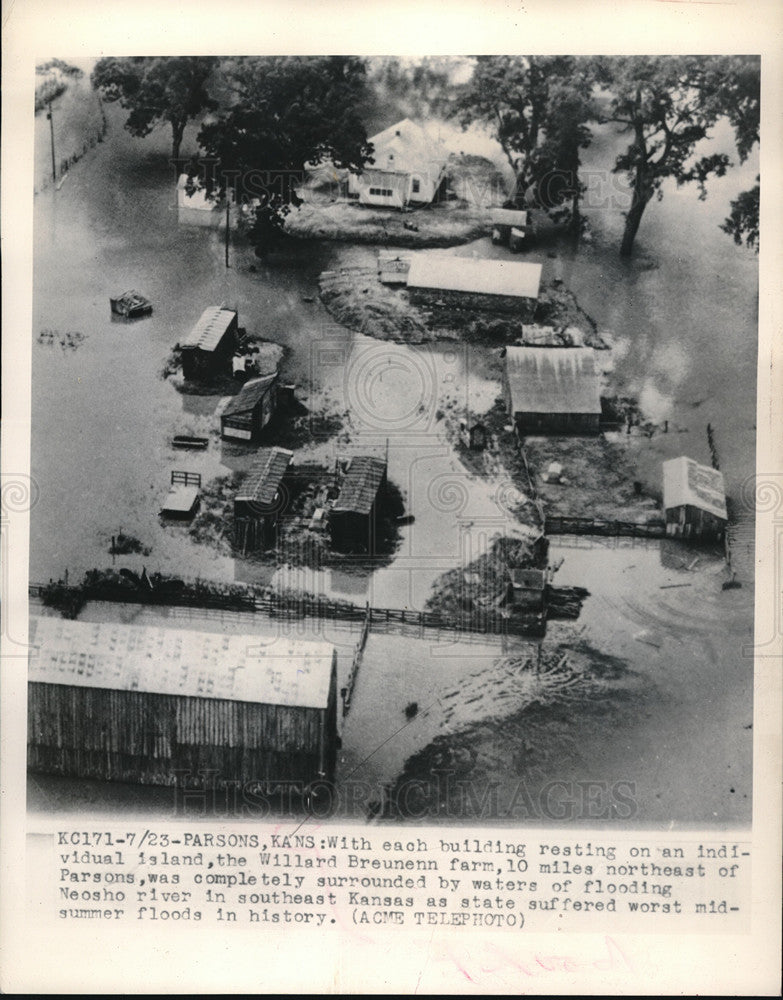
(233, 446), (294, 552)
(503, 346), (602, 435)
(329, 456), (388, 553)
(179, 307), (238, 381)
(221, 372), (279, 442)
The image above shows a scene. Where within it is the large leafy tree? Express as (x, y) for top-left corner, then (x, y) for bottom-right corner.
(454, 56), (597, 231)
(709, 55), (760, 251)
(597, 56), (742, 256)
(91, 56), (218, 161)
(195, 56), (372, 254)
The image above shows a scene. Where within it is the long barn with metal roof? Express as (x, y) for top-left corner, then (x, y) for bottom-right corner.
(503, 346), (602, 434)
(407, 256), (542, 317)
(27, 616), (338, 788)
(662, 456), (728, 541)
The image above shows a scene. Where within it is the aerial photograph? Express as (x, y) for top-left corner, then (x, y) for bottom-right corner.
(27, 54), (759, 826)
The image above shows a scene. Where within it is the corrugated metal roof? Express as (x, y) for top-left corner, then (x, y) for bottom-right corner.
(366, 118), (448, 176)
(222, 373), (278, 418)
(491, 208), (529, 227)
(29, 617), (335, 710)
(332, 456), (387, 517)
(505, 346), (602, 415)
(235, 447), (293, 506)
(407, 256), (542, 300)
(180, 307), (236, 352)
(662, 456), (728, 520)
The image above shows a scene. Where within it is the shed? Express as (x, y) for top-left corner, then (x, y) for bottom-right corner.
(491, 208), (529, 246)
(503, 346), (602, 434)
(662, 456), (728, 540)
(177, 173), (223, 228)
(348, 119), (449, 208)
(377, 250), (413, 285)
(330, 456), (388, 553)
(507, 567), (547, 609)
(459, 419), (488, 451)
(27, 616), (338, 788)
(234, 446), (294, 552)
(179, 307), (238, 381)
(406, 256), (542, 317)
(221, 372), (279, 442)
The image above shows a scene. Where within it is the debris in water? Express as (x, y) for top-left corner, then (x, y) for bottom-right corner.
(659, 583), (692, 589)
(404, 701), (419, 720)
(634, 631), (662, 648)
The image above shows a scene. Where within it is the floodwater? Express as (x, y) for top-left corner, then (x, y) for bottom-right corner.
(28, 79), (758, 824)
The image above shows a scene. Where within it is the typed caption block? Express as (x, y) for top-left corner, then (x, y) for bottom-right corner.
(44, 826), (750, 933)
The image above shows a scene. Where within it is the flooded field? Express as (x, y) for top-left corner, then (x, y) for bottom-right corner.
(28, 74), (757, 825)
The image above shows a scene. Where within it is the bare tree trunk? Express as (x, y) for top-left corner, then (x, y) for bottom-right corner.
(620, 188), (649, 256)
(171, 121), (186, 164)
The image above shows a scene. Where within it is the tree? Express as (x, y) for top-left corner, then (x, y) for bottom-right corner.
(91, 56), (218, 161)
(194, 57), (372, 255)
(454, 56), (597, 231)
(721, 179), (760, 250)
(598, 56), (738, 256)
(709, 56), (760, 251)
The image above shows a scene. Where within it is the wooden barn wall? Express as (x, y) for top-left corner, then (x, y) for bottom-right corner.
(28, 682), (330, 787)
(408, 287), (537, 318)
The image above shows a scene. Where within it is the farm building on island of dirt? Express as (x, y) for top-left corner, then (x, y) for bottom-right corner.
(179, 307), (238, 381)
(506, 567), (547, 610)
(503, 346), (602, 434)
(221, 372), (279, 442)
(662, 456), (728, 541)
(27, 616), (339, 788)
(348, 118), (449, 208)
(330, 456), (388, 553)
(233, 446), (294, 552)
(490, 208), (530, 248)
(406, 256), (542, 317)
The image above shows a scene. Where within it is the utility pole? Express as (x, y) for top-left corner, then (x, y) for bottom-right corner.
(225, 196), (230, 268)
(47, 101), (56, 183)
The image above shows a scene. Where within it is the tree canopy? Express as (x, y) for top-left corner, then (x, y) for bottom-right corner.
(454, 56), (598, 232)
(91, 56), (218, 161)
(596, 55), (760, 256)
(194, 56), (373, 254)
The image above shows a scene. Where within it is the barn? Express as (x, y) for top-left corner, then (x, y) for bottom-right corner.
(221, 372), (279, 442)
(503, 346), (602, 434)
(406, 256), (542, 318)
(179, 307), (238, 381)
(27, 616), (338, 789)
(662, 456), (728, 540)
(233, 446), (293, 552)
(330, 456), (388, 553)
(348, 119), (449, 208)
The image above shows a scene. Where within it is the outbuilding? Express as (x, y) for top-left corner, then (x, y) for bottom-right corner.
(507, 567), (547, 610)
(491, 208), (529, 247)
(348, 119), (449, 208)
(662, 456), (728, 540)
(233, 446), (294, 552)
(329, 456), (388, 553)
(179, 307), (238, 381)
(503, 346), (602, 434)
(27, 616), (339, 789)
(221, 372), (279, 442)
(406, 256), (542, 318)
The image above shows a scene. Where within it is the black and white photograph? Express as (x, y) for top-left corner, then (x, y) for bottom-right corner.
(25, 50), (760, 825)
(2, 1), (781, 994)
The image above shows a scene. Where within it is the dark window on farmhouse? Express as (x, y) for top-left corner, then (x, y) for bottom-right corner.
(412, 178), (421, 194)
(369, 187), (394, 197)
